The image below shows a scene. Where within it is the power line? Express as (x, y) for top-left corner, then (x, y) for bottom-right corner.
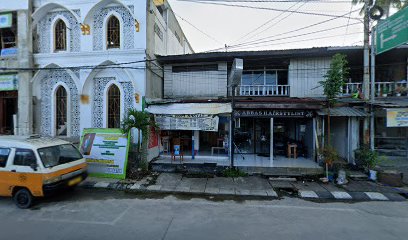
(231, 1), (302, 44)
(173, 12), (223, 45)
(177, 0), (361, 19)
(229, 31), (363, 50)
(225, 22), (361, 50)
(203, 8), (360, 52)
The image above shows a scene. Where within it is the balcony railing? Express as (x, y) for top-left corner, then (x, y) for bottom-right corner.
(342, 82), (408, 97)
(236, 85), (290, 96)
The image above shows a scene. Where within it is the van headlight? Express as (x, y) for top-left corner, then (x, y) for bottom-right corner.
(43, 176), (62, 184)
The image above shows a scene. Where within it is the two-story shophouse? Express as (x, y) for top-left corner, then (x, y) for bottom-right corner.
(0, 1), (33, 136)
(30, 0), (192, 141)
(148, 46), (408, 172)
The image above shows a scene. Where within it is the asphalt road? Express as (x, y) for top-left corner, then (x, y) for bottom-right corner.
(0, 188), (407, 240)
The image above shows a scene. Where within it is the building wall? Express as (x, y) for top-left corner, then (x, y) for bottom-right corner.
(0, 1), (33, 135)
(31, 0), (148, 139)
(289, 57), (331, 98)
(163, 62), (228, 99)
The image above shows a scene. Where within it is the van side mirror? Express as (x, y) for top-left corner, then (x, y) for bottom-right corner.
(30, 163), (38, 171)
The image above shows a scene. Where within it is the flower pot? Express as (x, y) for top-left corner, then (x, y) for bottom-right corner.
(369, 169), (377, 181)
(396, 93), (401, 97)
(382, 94), (388, 97)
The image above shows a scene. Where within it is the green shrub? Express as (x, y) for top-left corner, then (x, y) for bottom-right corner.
(355, 146), (380, 170)
(222, 168), (248, 178)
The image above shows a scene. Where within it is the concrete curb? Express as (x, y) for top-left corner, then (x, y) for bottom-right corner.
(79, 180), (407, 202)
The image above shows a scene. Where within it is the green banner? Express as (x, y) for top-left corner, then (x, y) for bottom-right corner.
(79, 128), (130, 179)
(376, 7), (408, 55)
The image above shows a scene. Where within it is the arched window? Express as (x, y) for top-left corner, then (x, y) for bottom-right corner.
(55, 86), (67, 136)
(106, 15), (120, 49)
(54, 19), (67, 51)
(107, 84), (121, 128)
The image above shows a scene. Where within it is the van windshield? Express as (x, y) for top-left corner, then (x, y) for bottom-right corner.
(38, 144), (83, 168)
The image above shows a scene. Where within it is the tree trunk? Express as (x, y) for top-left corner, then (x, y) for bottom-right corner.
(327, 107), (331, 146)
(138, 129), (141, 153)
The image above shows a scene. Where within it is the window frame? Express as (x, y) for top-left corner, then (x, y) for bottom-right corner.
(13, 148), (37, 167)
(54, 19), (67, 52)
(55, 85), (68, 136)
(0, 147), (11, 168)
(106, 15), (121, 49)
(107, 84), (121, 128)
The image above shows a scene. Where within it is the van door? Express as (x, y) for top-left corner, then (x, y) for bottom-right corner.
(9, 148), (43, 197)
(0, 147), (12, 196)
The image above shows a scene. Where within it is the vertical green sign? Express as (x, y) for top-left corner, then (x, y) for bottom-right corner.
(376, 7), (408, 55)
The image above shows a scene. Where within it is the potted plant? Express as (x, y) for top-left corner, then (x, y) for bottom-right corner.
(394, 86), (406, 97)
(355, 146), (381, 181)
(381, 86), (389, 97)
(320, 146), (341, 182)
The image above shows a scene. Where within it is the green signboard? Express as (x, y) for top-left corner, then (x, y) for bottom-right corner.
(0, 74), (18, 91)
(79, 128), (130, 179)
(0, 13), (12, 28)
(376, 7), (408, 55)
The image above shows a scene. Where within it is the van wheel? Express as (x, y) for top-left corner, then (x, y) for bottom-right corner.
(13, 188), (33, 209)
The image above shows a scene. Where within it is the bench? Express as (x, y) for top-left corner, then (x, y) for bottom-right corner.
(211, 147), (225, 155)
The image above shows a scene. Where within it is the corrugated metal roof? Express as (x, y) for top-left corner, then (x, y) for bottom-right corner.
(317, 107), (367, 117)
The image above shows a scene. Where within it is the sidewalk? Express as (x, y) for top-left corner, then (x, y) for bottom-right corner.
(79, 173), (408, 202)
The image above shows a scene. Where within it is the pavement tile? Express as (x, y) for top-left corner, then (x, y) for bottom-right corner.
(298, 190), (319, 198)
(249, 190), (268, 197)
(331, 191), (352, 199)
(205, 187), (219, 194)
(364, 192), (389, 201)
(235, 189), (251, 196)
(348, 192), (371, 201)
(218, 188), (235, 195)
(160, 185), (176, 192)
(292, 182), (327, 192)
(268, 180), (294, 189)
(266, 189), (278, 197)
(382, 193), (407, 201)
(129, 184), (142, 190)
(93, 182), (110, 188)
(175, 186), (191, 193)
(189, 188), (205, 194)
(147, 185), (162, 191)
(315, 191), (334, 199)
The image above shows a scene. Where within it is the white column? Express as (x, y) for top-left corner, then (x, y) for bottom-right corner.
(270, 117), (274, 167)
(194, 130), (199, 152)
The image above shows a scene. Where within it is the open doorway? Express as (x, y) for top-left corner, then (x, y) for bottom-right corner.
(0, 91), (17, 134)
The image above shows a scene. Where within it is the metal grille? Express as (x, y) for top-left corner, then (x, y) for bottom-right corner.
(108, 85), (121, 128)
(107, 16), (120, 49)
(55, 20), (67, 51)
(56, 86), (67, 136)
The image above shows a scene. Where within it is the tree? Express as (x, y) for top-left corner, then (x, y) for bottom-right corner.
(352, 0), (406, 17)
(121, 108), (157, 153)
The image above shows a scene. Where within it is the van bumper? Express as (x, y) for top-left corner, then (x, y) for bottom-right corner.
(43, 172), (88, 196)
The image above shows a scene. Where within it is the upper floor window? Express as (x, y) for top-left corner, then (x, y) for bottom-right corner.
(107, 16), (120, 49)
(107, 84), (121, 128)
(54, 19), (67, 51)
(55, 86), (67, 136)
(0, 12), (17, 55)
(242, 69), (288, 86)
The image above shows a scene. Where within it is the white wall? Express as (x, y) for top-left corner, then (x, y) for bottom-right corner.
(164, 63), (228, 98)
(289, 57), (331, 98)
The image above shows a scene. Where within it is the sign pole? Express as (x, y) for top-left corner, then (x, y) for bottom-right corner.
(370, 26), (376, 151)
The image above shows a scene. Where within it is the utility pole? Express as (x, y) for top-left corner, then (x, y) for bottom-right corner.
(363, 0), (371, 145)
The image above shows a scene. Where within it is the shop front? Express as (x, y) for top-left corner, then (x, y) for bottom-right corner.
(233, 109), (318, 168)
(146, 103), (232, 162)
(0, 74), (18, 135)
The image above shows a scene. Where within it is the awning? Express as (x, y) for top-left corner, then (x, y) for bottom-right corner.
(145, 103), (232, 115)
(317, 107), (367, 117)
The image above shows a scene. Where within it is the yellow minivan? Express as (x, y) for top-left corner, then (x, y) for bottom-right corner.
(0, 136), (87, 208)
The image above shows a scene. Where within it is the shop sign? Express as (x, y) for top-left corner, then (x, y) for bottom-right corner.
(0, 74), (18, 91)
(79, 128), (130, 179)
(0, 13), (12, 28)
(234, 109), (314, 118)
(386, 108), (408, 127)
(148, 126), (159, 149)
(155, 114), (219, 131)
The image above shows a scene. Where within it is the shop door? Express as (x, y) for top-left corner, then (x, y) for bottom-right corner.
(0, 91), (17, 135)
(254, 119), (270, 156)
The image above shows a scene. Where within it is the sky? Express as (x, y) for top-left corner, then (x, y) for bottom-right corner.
(167, 0), (372, 53)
